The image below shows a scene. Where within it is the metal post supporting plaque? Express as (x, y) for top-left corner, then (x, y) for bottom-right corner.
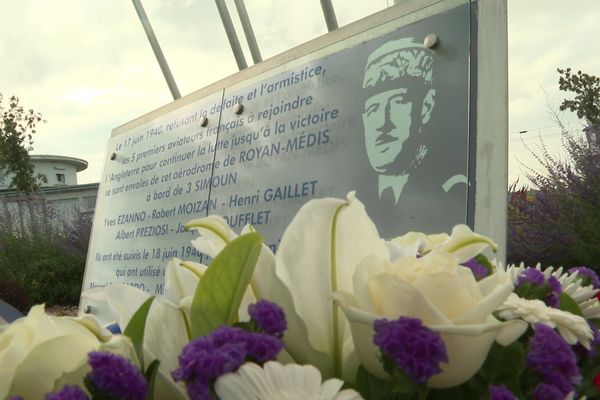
(132, 0), (181, 100)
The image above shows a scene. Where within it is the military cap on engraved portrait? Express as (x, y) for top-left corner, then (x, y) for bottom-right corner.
(361, 37), (437, 203)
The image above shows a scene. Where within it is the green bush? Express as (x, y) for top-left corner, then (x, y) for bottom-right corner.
(0, 276), (29, 313)
(0, 198), (90, 311)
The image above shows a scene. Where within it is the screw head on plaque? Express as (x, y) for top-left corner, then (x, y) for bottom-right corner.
(233, 103), (244, 115)
(84, 305), (93, 314)
(199, 116), (208, 127)
(424, 33), (438, 49)
(110, 152), (117, 161)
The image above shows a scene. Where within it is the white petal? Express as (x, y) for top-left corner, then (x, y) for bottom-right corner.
(273, 193), (387, 376)
(10, 335), (99, 399)
(216, 361), (358, 400)
(82, 284), (149, 329)
(164, 258), (204, 303)
(216, 371), (261, 400)
(365, 275), (451, 325)
(187, 215), (237, 257)
(319, 378), (344, 398)
(251, 245), (333, 376)
(334, 389), (365, 400)
(238, 361), (275, 397)
(144, 300), (190, 384)
(434, 224), (497, 263)
(455, 272), (514, 323)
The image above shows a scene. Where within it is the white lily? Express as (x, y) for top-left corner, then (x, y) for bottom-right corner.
(189, 194), (512, 381)
(0, 304), (137, 399)
(187, 192), (389, 379)
(82, 257), (209, 399)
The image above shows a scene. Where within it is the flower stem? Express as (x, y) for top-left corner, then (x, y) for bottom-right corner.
(330, 202), (348, 378)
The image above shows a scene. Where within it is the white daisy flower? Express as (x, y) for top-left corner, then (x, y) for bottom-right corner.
(214, 361), (363, 400)
(503, 263), (600, 319)
(497, 293), (593, 348)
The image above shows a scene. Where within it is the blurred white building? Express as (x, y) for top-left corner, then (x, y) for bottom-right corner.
(0, 155), (98, 234)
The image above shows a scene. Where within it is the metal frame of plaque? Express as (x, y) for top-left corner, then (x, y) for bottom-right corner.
(80, 0), (507, 323)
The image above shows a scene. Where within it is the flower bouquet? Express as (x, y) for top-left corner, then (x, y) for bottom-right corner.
(1, 193), (600, 399)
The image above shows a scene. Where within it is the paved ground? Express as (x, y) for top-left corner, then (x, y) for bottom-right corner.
(46, 305), (78, 317)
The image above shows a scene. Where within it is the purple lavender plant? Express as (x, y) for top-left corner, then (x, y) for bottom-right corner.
(44, 385), (89, 400)
(86, 352), (147, 400)
(526, 324), (580, 399)
(488, 384), (516, 400)
(373, 317), (448, 384)
(248, 299), (287, 338)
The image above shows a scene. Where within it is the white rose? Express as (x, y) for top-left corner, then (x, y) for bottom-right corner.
(0, 304), (136, 399)
(335, 251), (527, 388)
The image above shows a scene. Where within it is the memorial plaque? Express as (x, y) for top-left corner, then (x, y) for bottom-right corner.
(81, 0), (508, 324)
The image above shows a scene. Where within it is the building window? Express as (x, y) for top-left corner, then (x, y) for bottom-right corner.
(56, 173), (66, 184)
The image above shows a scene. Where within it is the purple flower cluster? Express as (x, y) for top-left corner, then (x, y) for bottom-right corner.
(44, 385), (89, 400)
(515, 268), (562, 308)
(526, 324), (580, 399)
(248, 299), (287, 338)
(488, 384), (516, 400)
(532, 383), (566, 400)
(568, 266), (600, 289)
(172, 326), (283, 400)
(516, 268), (545, 286)
(462, 258), (490, 280)
(373, 317), (448, 384)
(87, 352), (147, 400)
(546, 276), (561, 308)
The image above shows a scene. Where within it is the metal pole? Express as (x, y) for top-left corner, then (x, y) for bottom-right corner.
(131, 0), (181, 100)
(214, 0), (248, 71)
(319, 0), (339, 32)
(233, 0), (262, 64)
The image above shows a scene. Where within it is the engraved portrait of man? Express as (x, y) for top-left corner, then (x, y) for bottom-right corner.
(362, 37), (439, 203)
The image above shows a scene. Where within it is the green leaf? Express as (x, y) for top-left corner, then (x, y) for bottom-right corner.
(123, 296), (155, 369)
(474, 253), (494, 276)
(477, 341), (525, 397)
(514, 282), (551, 302)
(589, 318), (600, 329)
(190, 232), (263, 338)
(354, 365), (394, 400)
(558, 292), (584, 317)
(144, 359), (161, 400)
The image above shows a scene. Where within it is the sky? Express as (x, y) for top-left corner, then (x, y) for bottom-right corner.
(1, 0), (599, 186)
